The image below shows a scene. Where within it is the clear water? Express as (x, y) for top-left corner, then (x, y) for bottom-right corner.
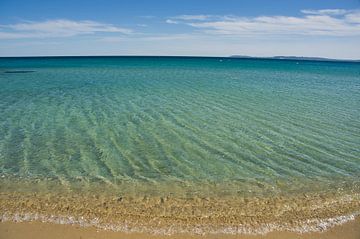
(0, 57), (359, 196)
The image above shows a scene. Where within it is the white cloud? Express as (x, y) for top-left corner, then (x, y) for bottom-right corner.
(301, 9), (349, 15)
(99, 33), (197, 43)
(138, 34), (196, 41)
(0, 32), (31, 39)
(165, 19), (179, 24)
(169, 9), (360, 36)
(0, 19), (132, 39)
(166, 15), (220, 24)
(172, 15), (213, 21)
(345, 13), (360, 23)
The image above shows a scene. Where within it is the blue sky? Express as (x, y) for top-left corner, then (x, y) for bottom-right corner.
(1, 0), (360, 58)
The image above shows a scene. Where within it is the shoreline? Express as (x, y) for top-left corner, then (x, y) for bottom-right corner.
(0, 217), (359, 239)
(1, 189), (359, 236)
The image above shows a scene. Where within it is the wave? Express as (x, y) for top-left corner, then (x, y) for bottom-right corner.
(1, 212), (358, 235)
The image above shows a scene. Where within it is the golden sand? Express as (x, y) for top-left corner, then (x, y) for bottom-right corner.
(1, 178), (359, 236)
(1, 190), (359, 236)
(0, 218), (359, 239)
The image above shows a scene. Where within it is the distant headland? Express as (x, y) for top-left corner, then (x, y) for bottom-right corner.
(230, 55), (360, 62)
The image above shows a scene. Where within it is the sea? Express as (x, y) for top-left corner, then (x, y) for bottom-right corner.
(0, 56), (359, 234)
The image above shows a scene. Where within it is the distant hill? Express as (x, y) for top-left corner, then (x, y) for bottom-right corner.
(230, 55), (360, 62)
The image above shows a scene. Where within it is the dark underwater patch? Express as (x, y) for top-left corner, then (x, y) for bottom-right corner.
(4, 70), (36, 74)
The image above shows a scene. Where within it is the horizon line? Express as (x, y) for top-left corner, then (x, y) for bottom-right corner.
(0, 54), (359, 62)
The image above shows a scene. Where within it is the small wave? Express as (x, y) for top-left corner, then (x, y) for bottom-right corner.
(1, 212), (358, 235)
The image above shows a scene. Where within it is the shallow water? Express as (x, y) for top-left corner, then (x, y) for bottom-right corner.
(1, 56), (360, 234)
(0, 56), (359, 197)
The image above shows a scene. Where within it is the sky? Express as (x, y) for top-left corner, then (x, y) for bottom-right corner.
(0, 0), (360, 59)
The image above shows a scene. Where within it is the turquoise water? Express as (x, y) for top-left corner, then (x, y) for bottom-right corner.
(0, 57), (359, 195)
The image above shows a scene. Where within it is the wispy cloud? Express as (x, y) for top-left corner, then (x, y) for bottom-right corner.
(165, 19), (179, 24)
(137, 33), (196, 41)
(172, 15), (214, 21)
(345, 13), (360, 23)
(166, 15), (221, 25)
(301, 9), (349, 15)
(99, 33), (197, 43)
(0, 19), (132, 39)
(166, 9), (360, 36)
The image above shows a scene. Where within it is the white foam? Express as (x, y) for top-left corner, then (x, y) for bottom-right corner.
(1, 211), (359, 235)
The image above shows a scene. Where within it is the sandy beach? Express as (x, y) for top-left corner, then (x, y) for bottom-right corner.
(1, 186), (359, 238)
(1, 217), (359, 239)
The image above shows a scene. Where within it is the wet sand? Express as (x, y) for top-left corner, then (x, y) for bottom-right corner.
(0, 217), (359, 239)
(1, 189), (359, 236)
